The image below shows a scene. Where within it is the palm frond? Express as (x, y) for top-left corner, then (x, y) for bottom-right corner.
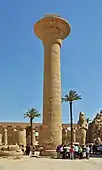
(24, 108), (41, 120)
(61, 97), (67, 102)
(24, 112), (31, 118)
(73, 94), (82, 101)
(62, 90), (82, 102)
(61, 97), (64, 102)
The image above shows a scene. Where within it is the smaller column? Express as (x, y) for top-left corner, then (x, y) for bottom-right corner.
(3, 128), (8, 145)
(12, 128), (17, 145)
(73, 129), (76, 144)
(33, 130), (36, 146)
(18, 129), (26, 146)
(0, 134), (2, 145)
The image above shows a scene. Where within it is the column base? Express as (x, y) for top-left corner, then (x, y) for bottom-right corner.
(39, 124), (51, 148)
(40, 149), (57, 157)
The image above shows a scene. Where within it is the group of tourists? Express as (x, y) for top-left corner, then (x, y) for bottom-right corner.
(56, 144), (90, 159)
(20, 144), (35, 155)
(20, 143), (102, 158)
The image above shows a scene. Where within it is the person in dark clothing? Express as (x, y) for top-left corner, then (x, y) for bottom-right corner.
(56, 145), (61, 159)
(32, 146), (35, 155)
(26, 144), (30, 155)
(79, 146), (83, 159)
(62, 145), (67, 159)
(93, 145), (96, 154)
(22, 145), (24, 153)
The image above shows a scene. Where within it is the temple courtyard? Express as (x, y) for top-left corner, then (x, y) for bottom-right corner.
(0, 157), (102, 170)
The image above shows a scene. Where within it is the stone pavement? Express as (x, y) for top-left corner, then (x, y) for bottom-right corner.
(0, 157), (102, 170)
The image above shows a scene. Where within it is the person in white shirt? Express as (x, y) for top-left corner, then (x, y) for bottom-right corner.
(86, 145), (90, 159)
(74, 145), (79, 159)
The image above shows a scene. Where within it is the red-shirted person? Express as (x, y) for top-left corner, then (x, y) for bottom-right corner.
(70, 146), (75, 159)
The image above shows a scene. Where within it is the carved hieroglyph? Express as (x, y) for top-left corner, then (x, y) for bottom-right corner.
(78, 112), (88, 146)
(34, 15), (70, 156)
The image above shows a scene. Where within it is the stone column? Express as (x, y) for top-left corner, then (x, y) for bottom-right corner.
(18, 129), (26, 146)
(73, 129), (76, 143)
(33, 130), (36, 146)
(12, 128), (17, 145)
(34, 15), (70, 156)
(3, 128), (8, 145)
(0, 134), (2, 145)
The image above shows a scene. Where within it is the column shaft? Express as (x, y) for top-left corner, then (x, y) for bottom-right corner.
(18, 129), (26, 146)
(33, 130), (36, 145)
(73, 130), (76, 143)
(34, 15), (71, 156)
(43, 43), (51, 125)
(0, 134), (2, 145)
(43, 40), (62, 149)
(4, 128), (8, 145)
(12, 128), (17, 145)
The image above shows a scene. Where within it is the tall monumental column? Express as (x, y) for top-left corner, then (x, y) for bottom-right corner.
(34, 15), (70, 156)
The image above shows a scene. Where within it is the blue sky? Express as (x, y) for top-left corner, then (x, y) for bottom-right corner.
(0, 0), (102, 123)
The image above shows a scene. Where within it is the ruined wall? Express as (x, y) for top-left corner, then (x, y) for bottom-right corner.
(0, 122), (93, 144)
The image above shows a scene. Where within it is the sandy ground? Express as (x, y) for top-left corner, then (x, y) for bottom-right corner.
(0, 157), (102, 170)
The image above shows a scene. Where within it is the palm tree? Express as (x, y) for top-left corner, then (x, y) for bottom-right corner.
(62, 90), (82, 146)
(24, 108), (41, 146)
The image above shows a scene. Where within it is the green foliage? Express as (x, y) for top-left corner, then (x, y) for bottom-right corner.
(62, 90), (82, 102)
(24, 108), (41, 120)
(62, 90), (82, 145)
(24, 108), (40, 146)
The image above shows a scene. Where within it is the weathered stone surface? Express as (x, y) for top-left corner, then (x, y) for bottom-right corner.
(12, 128), (17, 145)
(7, 126), (13, 145)
(0, 151), (22, 156)
(0, 145), (22, 156)
(78, 112), (88, 145)
(73, 129), (76, 143)
(92, 111), (102, 144)
(34, 15), (70, 156)
(3, 128), (8, 145)
(18, 129), (26, 146)
(0, 134), (2, 145)
(0, 123), (80, 146)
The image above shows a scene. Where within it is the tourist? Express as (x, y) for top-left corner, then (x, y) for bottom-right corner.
(26, 144), (30, 155)
(31, 146), (35, 155)
(63, 145), (67, 159)
(86, 145), (90, 159)
(82, 145), (86, 159)
(74, 144), (79, 159)
(59, 144), (64, 159)
(93, 144), (96, 154)
(66, 145), (70, 158)
(78, 146), (83, 159)
(89, 143), (92, 154)
(56, 145), (61, 159)
(21, 145), (24, 154)
(70, 145), (75, 159)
